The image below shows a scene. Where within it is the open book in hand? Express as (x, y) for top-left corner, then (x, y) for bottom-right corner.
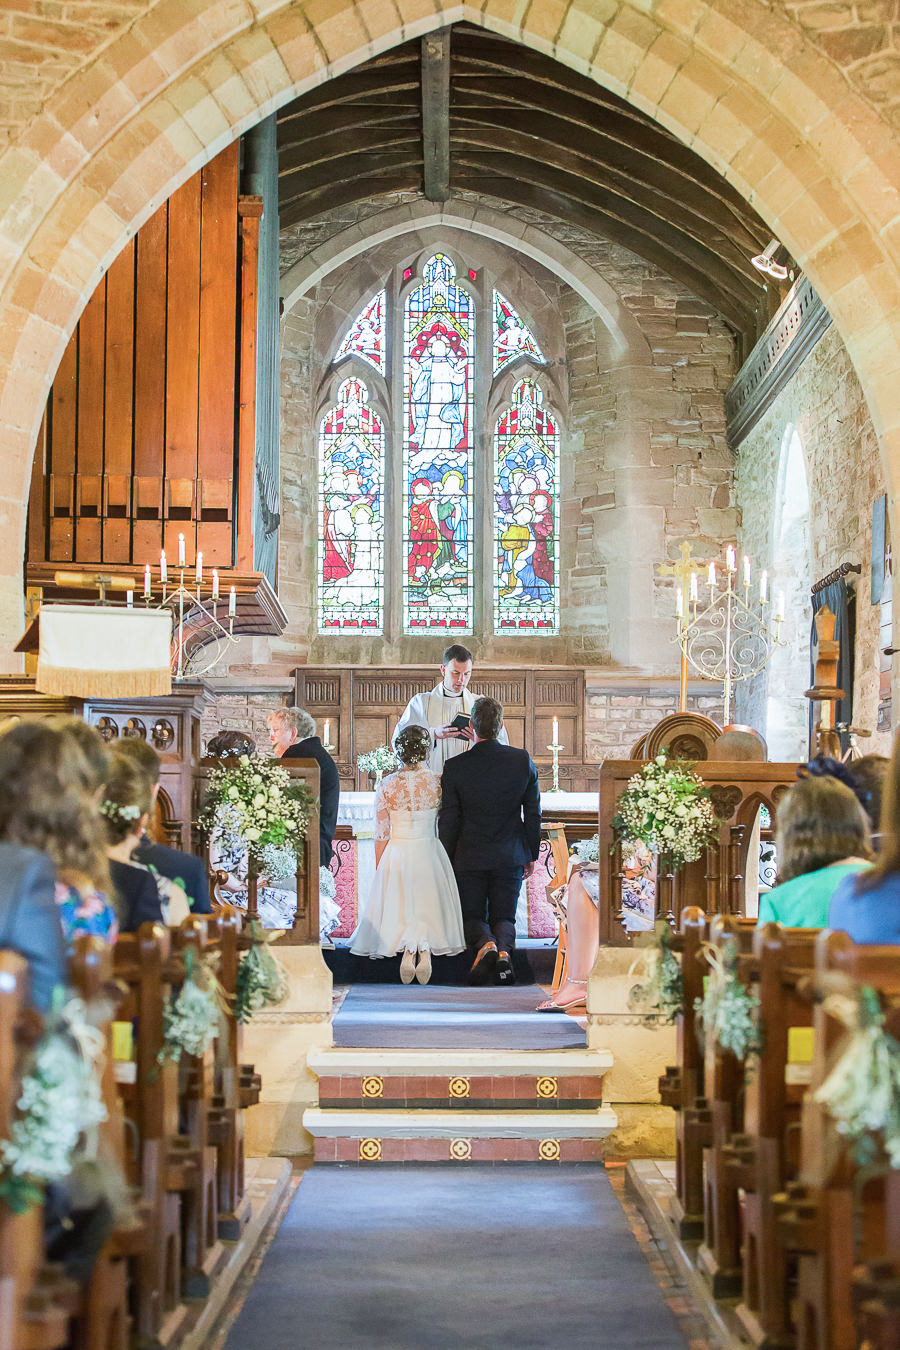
(450, 713), (472, 735)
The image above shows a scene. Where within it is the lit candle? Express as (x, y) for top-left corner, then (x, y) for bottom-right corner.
(676, 588), (683, 619)
(126, 590), (133, 608)
(726, 544), (736, 572)
(552, 716), (559, 745)
(690, 573), (698, 604)
(178, 533), (185, 567)
(743, 555), (751, 589)
(323, 719), (331, 745)
(143, 564), (151, 598)
(760, 569), (768, 604)
(160, 549), (167, 584)
(195, 551), (203, 585)
(708, 561), (717, 589)
(776, 594), (785, 623)
(229, 585), (236, 617)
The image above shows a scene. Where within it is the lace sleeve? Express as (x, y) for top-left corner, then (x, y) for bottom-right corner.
(374, 779), (391, 841)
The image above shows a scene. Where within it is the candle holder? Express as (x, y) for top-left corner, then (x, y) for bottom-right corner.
(141, 560), (239, 680)
(547, 740), (562, 793)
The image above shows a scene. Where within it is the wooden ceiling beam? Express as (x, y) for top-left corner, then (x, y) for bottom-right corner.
(280, 153), (421, 209)
(421, 29), (450, 201)
(277, 62), (420, 122)
(278, 104), (419, 148)
(278, 123), (421, 176)
(279, 172), (423, 229)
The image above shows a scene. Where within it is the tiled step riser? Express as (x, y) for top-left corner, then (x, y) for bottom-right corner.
(316, 1074), (604, 1109)
(315, 1137), (607, 1164)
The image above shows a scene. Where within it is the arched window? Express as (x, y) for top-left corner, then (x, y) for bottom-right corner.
(317, 251), (560, 639)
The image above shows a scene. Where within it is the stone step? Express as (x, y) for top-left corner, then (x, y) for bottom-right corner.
(304, 1105), (618, 1164)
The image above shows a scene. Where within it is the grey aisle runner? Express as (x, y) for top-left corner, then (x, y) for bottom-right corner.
(224, 1167), (688, 1350)
(331, 984), (585, 1049)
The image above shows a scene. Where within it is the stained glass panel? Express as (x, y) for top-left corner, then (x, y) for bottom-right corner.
(402, 254), (474, 633)
(335, 291), (386, 374)
(318, 378), (384, 633)
(493, 290), (545, 374)
(493, 378), (559, 633)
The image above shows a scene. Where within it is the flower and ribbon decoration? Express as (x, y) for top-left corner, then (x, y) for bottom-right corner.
(0, 990), (112, 1214)
(813, 982), (900, 1167)
(628, 920), (683, 1024)
(200, 754), (315, 874)
(234, 920), (290, 1024)
(570, 834), (600, 865)
(612, 754), (719, 870)
(694, 937), (762, 1061)
(159, 949), (228, 1065)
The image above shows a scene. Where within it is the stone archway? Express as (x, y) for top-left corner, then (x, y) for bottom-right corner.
(2, 0), (900, 660)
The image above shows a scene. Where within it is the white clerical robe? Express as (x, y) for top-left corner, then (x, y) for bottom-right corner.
(393, 683), (509, 774)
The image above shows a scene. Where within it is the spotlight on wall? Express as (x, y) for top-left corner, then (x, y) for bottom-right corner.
(751, 239), (789, 281)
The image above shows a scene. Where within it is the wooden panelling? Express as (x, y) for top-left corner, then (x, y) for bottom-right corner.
(75, 284), (106, 560)
(164, 172), (201, 563)
(46, 338), (77, 562)
(133, 204), (168, 561)
(102, 240), (135, 564)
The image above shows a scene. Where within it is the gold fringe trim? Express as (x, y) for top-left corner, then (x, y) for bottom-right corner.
(36, 663), (172, 699)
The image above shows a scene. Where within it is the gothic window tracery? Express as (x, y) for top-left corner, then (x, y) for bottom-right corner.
(492, 290), (545, 373)
(335, 290), (386, 374)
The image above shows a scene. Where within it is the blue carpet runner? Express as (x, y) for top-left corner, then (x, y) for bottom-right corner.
(224, 1166), (688, 1350)
(331, 985), (585, 1050)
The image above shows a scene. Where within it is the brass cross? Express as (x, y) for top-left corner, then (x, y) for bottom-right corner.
(657, 542), (708, 712)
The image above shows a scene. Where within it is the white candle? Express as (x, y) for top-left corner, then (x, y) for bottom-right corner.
(229, 585), (236, 617)
(760, 569), (768, 604)
(726, 544), (736, 572)
(178, 533), (185, 567)
(676, 588), (683, 619)
(776, 594), (785, 623)
(690, 573), (698, 603)
(160, 549), (167, 584)
(552, 716), (559, 745)
(323, 719), (331, 745)
(126, 590), (133, 608)
(212, 569), (220, 601)
(708, 561), (717, 589)
(195, 551), (203, 585)
(143, 564), (151, 598)
(743, 555), (751, 588)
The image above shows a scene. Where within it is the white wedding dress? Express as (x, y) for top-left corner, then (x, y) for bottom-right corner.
(350, 766), (465, 957)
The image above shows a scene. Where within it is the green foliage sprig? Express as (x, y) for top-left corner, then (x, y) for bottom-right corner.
(235, 921), (289, 1024)
(628, 920), (683, 1024)
(159, 951), (225, 1065)
(612, 754), (718, 870)
(814, 985), (900, 1166)
(695, 938), (762, 1060)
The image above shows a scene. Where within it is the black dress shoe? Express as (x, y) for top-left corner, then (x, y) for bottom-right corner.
(468, 941), (498, 986)
(495, 951), (516, 985)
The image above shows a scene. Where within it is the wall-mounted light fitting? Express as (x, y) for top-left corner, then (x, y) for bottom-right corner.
(751, 238), (789, 281)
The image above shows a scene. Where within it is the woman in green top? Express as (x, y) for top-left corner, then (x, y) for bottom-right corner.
(758, 775), (872, 927)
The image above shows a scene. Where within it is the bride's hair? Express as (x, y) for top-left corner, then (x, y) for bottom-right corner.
(394, 725), (431, 766)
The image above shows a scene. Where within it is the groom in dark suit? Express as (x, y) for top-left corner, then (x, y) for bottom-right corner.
(438, 696), (541, 986)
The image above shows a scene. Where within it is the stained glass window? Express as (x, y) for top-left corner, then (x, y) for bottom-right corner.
(335, 291), (386, 374)
(493, 378), (559, 633)
(402, 254), (474, 633)
(492, 290), (545, 374)
(318, 378), (384, 633)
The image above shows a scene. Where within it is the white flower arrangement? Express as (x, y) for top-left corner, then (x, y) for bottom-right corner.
(201, 755), (314, 868)
(0, 992), (109, 1212)
(612, 754), (718, 869)
(357, 745), (399, 776)
(570, 834), (599, 865)
(159, 951), (226, 1064)
(814, 984), (900, 1166)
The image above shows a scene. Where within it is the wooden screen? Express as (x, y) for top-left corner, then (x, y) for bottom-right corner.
(30, 141), (256, 573)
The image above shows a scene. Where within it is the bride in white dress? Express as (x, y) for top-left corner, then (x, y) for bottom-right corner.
(350, 725), (465, 983)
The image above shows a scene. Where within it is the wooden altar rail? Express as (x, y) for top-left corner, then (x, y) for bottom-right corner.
(194, 757), (320, 945)
(658, 914), (900, 1350)
(598, 760), (799, 945)
(0, 911), (262, 1350)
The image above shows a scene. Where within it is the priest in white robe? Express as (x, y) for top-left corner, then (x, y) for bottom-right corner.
(393, 643), (509, 773)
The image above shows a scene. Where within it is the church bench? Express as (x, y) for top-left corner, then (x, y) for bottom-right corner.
(657, 906), (708, 1239)
(774, 931), (900, 1350)
(696, 914), (758, 1297)
(208, 906), (252, 1240)
(722, 922), (818, 1347)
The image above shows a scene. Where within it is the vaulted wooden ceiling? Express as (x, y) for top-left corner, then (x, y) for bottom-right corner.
(276, 24), (775, 342)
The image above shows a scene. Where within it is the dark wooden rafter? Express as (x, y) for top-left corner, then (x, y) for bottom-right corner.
(276, 23), (772, 340)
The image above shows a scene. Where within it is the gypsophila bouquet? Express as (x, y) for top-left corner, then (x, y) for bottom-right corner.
(159, 951), (226, 1064)
(200, 755), (314, 868)
(234, 920), (289, 1024)
(814, 984), (900, 1167)
(0, 991), (109, 1213)
(570, 835), (599, 865)
(612, 755), (718, 869)
(695, 938), (761, 1060)
(357, 745), (399, 777)
(628, 921), (683, 1024)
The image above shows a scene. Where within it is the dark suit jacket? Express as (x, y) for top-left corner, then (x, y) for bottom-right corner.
(109, 859), (165, 933)
(281, 737), (340, 867)
(132, 836), (211, 914)
(438, 739), (541, 872)
(0, 843), (66, 1011)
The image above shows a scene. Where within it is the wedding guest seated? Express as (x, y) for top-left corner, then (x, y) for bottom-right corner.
(0, 840), (66, 1010)
(101, 752), (187, 929)
(829, 739), (900, 942)
(113, 735), (211, 913)
(536, 858), (599, 1013)
(845, 753), (889, 849)
(267, 706), (340, 868)
(758, 774), (872, 927)
(0, 719), (119, 948)
(207, 730), (256, 758)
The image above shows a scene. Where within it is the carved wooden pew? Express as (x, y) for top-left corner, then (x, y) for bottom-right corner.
(696, 915), (758, 1296)
(208, 906), (251, 1240)
(657, 906), (709, 1239)
(775, 931), (900, 1350)
(723, 922), (818, 1347)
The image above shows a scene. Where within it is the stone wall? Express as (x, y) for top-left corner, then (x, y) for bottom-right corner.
(199, 689), (288, 758)
(585, 685), (725, 761)
(736, 322), (889, 755)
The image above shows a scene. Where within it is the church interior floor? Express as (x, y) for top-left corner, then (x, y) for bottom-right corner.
(212, 1162), (714, 1350)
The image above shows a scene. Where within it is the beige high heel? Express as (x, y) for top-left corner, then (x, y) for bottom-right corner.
(415, 949), (432, 984)
(400, 948), (417, 983)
